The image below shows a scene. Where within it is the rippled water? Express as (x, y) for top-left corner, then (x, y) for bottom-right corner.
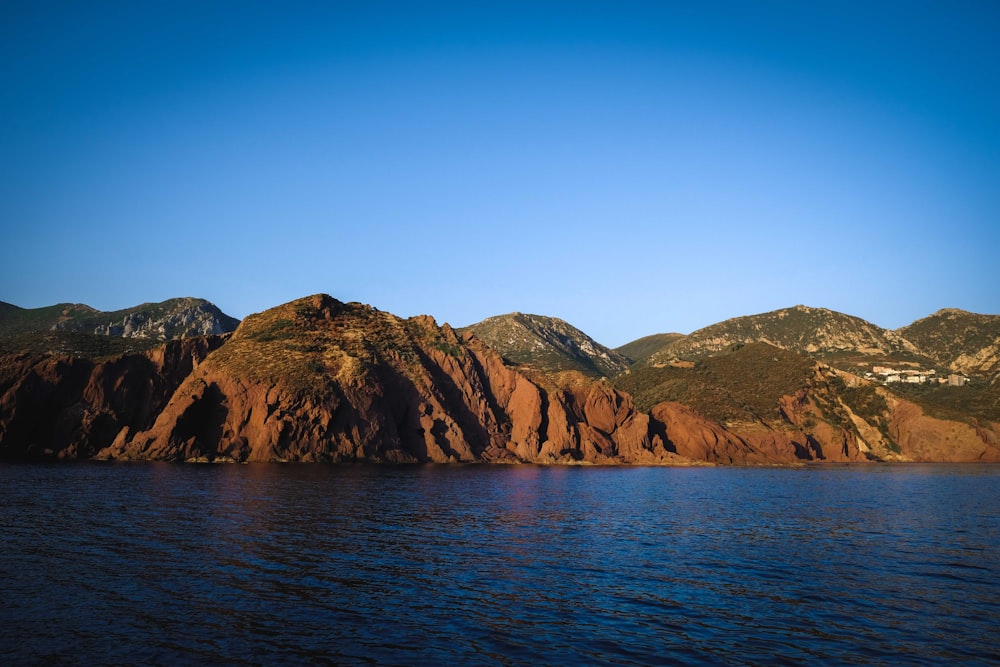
(1, 463), (998, 665)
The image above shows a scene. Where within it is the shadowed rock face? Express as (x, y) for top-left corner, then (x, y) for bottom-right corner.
(2, 294), (998, 464)
(0, 337), (224, 459)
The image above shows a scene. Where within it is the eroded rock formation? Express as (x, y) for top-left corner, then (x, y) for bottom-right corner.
(0, 337), (223, 459)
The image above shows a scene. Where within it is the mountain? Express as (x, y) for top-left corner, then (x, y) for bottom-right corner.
(94, 295), (670, 464)
(2, 294), (997, 465)
(614, 333), (685, 366)
(0, 297), (240, 342)
(614, 340), (1000, 463)
(459, 312), (631, 381)
(897, 309), (1000, 377)
(640, 305), (932, 374)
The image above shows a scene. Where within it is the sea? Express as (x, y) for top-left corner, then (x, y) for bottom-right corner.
(1, 462), (998, 666)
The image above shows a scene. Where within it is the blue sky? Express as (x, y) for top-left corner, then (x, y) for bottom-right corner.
(2, 1), (998, 346)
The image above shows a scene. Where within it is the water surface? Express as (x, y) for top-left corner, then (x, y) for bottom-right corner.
(2, 463), (998, 665)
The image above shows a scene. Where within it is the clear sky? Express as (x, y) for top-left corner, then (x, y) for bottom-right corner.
(2, 1), (998, 346)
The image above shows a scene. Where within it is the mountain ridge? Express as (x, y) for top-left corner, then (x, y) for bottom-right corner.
(1, 293), (997, 465)
(617, 304), (998, 380)
(0, 297), (240, 342)
(459, 312), (631, 382)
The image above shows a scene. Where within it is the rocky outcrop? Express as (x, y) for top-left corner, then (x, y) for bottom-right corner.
(66, 297), (240, 340)
(647, 391), (868, 465)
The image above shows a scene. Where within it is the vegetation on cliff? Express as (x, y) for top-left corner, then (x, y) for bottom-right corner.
(614, 333), (684, 366)
(898, 309), (1000, 376)
(0, 330), (163, 359)
(639, 305), (931, 373)
(613, 343), (816, 420)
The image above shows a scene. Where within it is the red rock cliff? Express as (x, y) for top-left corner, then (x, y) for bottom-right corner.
(0, 336), (223, 459)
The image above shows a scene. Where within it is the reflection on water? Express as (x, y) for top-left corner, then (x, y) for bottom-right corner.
(1, 463), (999, 665)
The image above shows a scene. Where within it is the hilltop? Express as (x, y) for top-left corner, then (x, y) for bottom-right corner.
(0, 297), (239, 340)
(0, 298), (240, 358)
(618, 305), (1000, 380)
(459, 312), (631, 382)
(898, 309), (1000, 377)
(640, 305), (929, 372)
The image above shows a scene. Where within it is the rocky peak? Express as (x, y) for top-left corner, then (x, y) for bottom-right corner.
(0, 297), (240, 343)
(81, 297), (240, 341)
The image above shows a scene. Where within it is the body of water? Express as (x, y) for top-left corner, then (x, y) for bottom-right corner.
(1, 463), (998, 665)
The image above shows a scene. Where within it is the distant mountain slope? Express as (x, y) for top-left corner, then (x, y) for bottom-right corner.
(0, 297), (240, 341)
(615, 333), (685, 366)
(0, 302), (99, 337)
(647, 305), (932, 373)
(897, 309), (1000, 377)
(459, 312), (630, 380)
(615, 340), (1000, 462)
(0, 330), (164, 359)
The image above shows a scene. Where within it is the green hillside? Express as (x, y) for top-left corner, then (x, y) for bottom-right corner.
(615, 332), (685, 366)
(614, 342), (817, 421)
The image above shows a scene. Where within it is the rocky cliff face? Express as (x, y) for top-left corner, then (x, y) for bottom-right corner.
(86, 299), (238, 339)
(2, 295), (997, 464)
(0, 337), (224, 459)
